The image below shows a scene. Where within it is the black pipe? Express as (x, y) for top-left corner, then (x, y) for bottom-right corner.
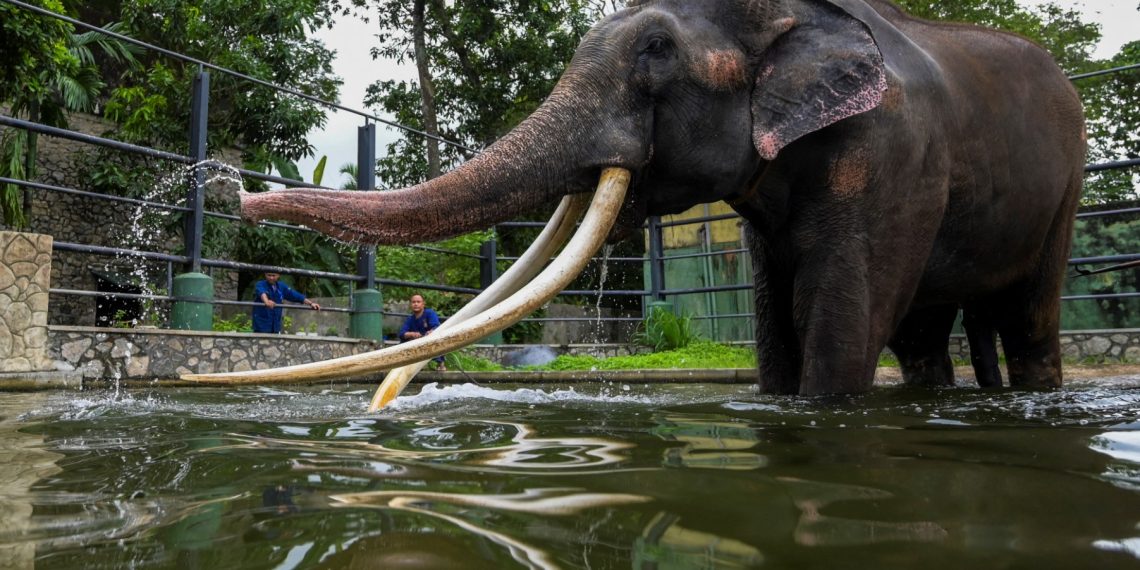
(0, 176), (192, 212)
(0, 115), (193, 163)
(1069, 63), (1140, 81)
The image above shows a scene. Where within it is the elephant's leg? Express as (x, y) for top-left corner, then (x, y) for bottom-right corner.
(995, 287), (1062, 388)
(994, 201), (1076, 388)
(793, 246), (883, 396)
(962, 303), (1003, 388)
(887, 304), (958, 387)
(747, 226), (802, 394)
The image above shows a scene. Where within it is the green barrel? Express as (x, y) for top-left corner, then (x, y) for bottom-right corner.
(351, 288), (384, 342)
(647, 300), (675, 316)
(171, 272), (214, 331)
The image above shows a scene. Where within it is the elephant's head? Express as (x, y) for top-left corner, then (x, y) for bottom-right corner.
(241, 0), (888, 243)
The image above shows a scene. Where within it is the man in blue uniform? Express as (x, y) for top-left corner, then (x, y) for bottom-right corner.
(398, 294), (446, 371)
(252, 272), (320, 333)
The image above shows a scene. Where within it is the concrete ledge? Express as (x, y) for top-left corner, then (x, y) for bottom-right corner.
(0, 370), (83, 390)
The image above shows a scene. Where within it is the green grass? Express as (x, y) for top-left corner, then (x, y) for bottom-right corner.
(443, 347), (1139, 375)
(529, 342), (757, 371)
(444, 350), (504, 371)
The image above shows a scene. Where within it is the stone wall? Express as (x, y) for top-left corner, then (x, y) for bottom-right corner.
(49, 326), (380, 381)
(947, 330), (1140, 364)
(0, 232), (53, 372)
(26, 326), (1140, 385)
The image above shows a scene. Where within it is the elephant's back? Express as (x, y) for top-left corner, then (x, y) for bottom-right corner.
(869, 2), (1086, 302)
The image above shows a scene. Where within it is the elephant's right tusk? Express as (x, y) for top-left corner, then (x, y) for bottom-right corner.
(180, 168), (630, 386)
(367, 193), (590, 412)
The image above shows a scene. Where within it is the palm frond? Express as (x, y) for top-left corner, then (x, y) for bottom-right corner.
(0, 131), (29, 227)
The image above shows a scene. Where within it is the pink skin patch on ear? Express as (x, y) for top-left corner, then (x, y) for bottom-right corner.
(701, 50), (746, 91)
(756, 133), (782, 161)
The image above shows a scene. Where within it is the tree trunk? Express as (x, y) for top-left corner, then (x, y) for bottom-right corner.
(413, 0), (442, 179)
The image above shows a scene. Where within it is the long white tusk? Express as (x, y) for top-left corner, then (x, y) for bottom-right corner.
(180, 168), (630, 386)
(366, 193), (590, 412)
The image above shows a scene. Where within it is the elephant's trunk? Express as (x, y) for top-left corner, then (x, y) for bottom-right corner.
(240, 98), (600, 245)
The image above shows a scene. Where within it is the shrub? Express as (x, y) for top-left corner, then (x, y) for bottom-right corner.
(635, 306), (701, 351)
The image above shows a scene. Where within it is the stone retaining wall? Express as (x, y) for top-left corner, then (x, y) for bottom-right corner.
(29, 326), (1140, 384)
(0, 232), (53, 373)
(946, 330), (1140, 363)
(49, 326), (380, 381)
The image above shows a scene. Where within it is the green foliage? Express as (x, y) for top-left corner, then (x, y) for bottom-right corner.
(364, 0), (594, 187)
(530, 342), (756, 371)
(635, 307), (701, 352)
(0, 0), (73, 105)
(0, 3), (141, 226)
(376, 229), (493, 317)
(101, 0), (341, 161)
(503, 308), (545, 344)
(1063, 211), (1140, 329)
(232, 223), (353, 299)
(892, 0), (1136, 204)
(336, 162), (358, 190)
(894, 0), (1100, 72)
(213, 313), (252, 332)
(444, 350), (503, 372)
(1079, 41), (1140, 204)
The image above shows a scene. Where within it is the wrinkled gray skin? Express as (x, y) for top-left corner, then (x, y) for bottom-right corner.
(243, 0), (1085, 395)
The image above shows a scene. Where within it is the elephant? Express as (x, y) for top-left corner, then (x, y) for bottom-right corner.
(217, 0), (1085, 396)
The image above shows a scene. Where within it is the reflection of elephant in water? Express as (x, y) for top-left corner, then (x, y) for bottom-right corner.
(241, 0), (1084, 395)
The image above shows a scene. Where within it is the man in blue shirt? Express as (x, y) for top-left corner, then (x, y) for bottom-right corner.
(398, 294), (446, 371)
(252, 272), (320, 333)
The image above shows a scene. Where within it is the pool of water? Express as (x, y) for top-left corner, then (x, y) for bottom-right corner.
(3, 378), (1140, 569)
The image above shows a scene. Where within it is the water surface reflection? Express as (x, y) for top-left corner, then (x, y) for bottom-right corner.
(2, 379), (1140, 568)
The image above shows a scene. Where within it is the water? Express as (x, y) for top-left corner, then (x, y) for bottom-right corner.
(3, 378), (1140, 568)
(593, 244), (613, 343)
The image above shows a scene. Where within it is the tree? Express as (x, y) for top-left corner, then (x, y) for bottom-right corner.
(79, 0), (353, 304)
(0, 2), (140, 227)
(895, 0), (1139, 204)
(90, 0), (342, 166)
(1079, 40), (1140, 203)
(364, 0), (594, 188)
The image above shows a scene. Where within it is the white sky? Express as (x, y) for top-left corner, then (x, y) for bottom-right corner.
(296, 1), (1139, 184)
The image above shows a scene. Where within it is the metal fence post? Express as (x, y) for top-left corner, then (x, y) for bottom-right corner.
(172, 69), (213, 331)
(479, 236), (503, 344)
(184, 70), (208, 271)
(350, 122), (383, 342)
(645, 215), (673, 319)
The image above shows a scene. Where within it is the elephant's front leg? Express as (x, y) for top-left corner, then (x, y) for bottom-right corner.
(792, 241), (884, 395)
(747, 226), (802, 394)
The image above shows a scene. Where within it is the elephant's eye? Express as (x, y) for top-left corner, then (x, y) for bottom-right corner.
(644, 36), (670, 56)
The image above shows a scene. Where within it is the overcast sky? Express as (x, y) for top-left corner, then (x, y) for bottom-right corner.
(295, 1), (1139, 186)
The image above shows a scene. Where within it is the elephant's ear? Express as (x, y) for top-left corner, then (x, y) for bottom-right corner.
(750, 3), (887, 160)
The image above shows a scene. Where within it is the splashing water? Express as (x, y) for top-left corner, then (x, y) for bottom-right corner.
(593, 243), (613, 342)
(95, 160), (245, 392)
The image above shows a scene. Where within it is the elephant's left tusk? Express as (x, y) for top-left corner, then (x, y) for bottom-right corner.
(180, 168), (630, 386)
(367, 193), (590, 412)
